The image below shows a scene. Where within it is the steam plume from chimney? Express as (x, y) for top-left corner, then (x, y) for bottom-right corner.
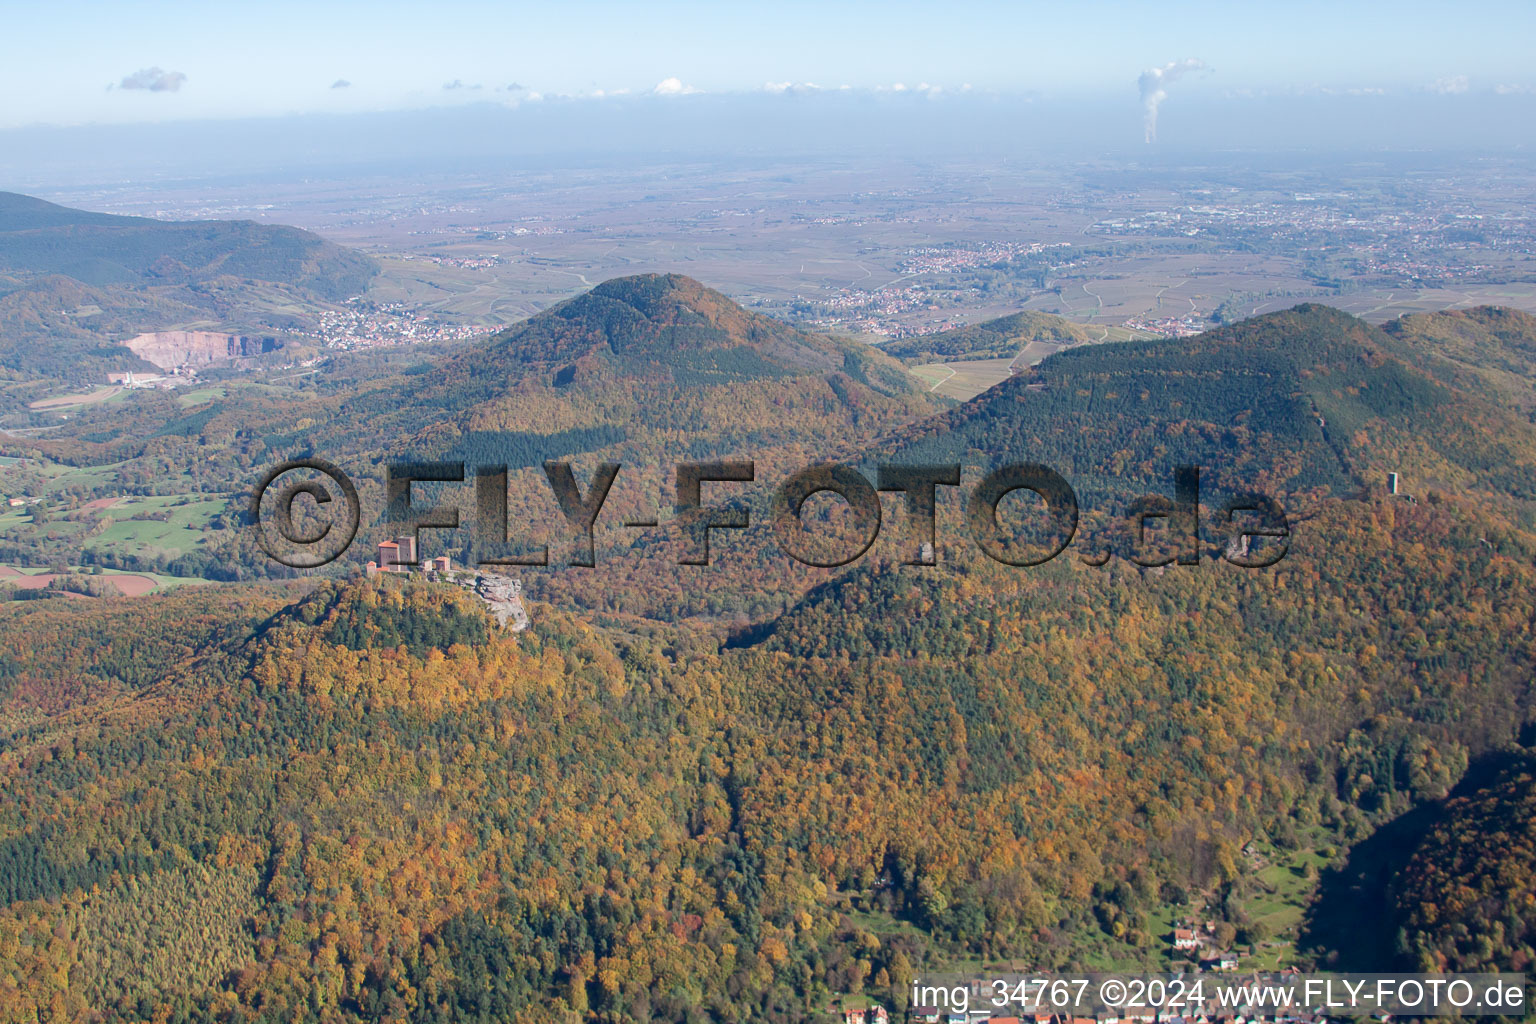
(1139, 58), (1207, 142)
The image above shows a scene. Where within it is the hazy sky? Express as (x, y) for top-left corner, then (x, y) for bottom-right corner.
(4, 0), (1534, 128)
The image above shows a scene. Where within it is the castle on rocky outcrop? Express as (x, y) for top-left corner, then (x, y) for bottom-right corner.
(366, 535), (528, 631)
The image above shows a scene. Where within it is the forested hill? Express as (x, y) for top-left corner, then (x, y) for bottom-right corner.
(180, 274), (945, 607)
(1390, 751), (1536, 971)
(876, 309), (1093, 364)
(0, 272), (944, 598)
(0, 192), (375, 299)
(1, 486), (1533, 1020)
(0, 191), (378, 377)
(879, 303), (1536, 509)
(275, 272), (932, 494)
(441, 272), (917, 388)
(2, 298), (1536, 1019)
(1383, 305), (1536, 416)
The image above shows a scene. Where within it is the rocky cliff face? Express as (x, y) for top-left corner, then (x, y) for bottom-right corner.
(424, 568), (529, 631)
(123, 330), (284, 369)
(472, 574), (529, 631)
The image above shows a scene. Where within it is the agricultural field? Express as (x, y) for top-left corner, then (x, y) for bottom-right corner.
(903, 322), (1157, 401)
(0, 489), (227, 565)
(1326, 281), (1536, 321)
(0, 562), (209, 597)
(364, 255), (547, 324)
(82, 494), (228, 558)
(908, 359), (1017, 401)
(26, 385), (125, 411)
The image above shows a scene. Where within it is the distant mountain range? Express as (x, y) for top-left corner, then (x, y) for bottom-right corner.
(0, 191), (377, 378)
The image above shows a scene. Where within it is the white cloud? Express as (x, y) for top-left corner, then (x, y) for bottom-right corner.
(653, 76), (699, 96)
(763, 81), (823, 95)
(118, 67), (186, 92)
(762, 80), (967, 100)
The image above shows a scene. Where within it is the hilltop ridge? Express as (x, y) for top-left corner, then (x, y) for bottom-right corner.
(461, 273), (892, 383)
(0, 191), (378, 379)
(881, 302), (1536, 506)
(1383, 306), (1536, 414)
(0, 191), (376, 299)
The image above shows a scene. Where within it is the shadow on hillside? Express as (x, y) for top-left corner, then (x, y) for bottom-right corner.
(1299, 747), (1531, 969)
